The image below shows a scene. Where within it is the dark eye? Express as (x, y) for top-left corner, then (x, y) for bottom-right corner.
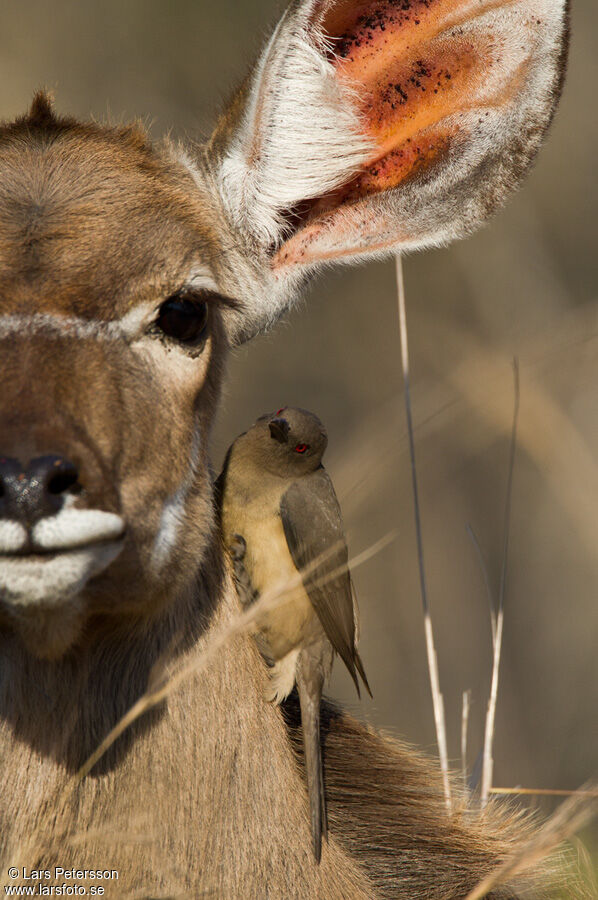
(155, 292), (209, 345)
(295, 443), (309, 454)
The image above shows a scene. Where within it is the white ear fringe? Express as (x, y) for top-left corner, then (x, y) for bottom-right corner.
(218, 7), (373, 249)
(205, 0), (567, 344)
(269, 0), (568, 266)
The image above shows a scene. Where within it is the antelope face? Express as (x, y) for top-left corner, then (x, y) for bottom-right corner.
(0, 0), (568, 659)
(0, 102), (228, 659)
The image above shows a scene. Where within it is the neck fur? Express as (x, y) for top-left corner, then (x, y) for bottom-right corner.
(0, 533), (375, 897)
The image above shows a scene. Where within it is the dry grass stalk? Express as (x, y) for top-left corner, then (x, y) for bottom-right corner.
(464, 789), (598, 900)
(573, 836), (598, 899)
(466, 523), (497, 643)
(425, 318), (598, 560)
(480, 360), (520, 808)
(480, 607), (504, 806)
(74, 531), (396, 783)
(462, 689), (472, 786)
(490, 788), (598, 799)
(395, 252), (452, 812)
(6, 815), (164, 900)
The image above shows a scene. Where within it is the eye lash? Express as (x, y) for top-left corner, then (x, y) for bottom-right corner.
(147, 285), (245, 351)
(180, 286), (243, 312)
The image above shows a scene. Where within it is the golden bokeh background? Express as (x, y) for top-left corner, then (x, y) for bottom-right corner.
(1, 0), (596, 874)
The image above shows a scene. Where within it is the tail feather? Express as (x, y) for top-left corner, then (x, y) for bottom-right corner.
(339, 647), (373, 701)
(296, 652), (327, 863)
(354, 650), (372, 699)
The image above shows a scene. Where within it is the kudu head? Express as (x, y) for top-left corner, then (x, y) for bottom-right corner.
(0, 0), (568, 660)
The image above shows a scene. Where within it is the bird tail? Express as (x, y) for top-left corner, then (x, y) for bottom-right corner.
(296, 651), (327, 863)
(340, 647), (373, 701)
(354, 650), (373, 699)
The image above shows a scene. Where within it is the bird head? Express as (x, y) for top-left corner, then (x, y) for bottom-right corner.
(247, 407), (328, 477)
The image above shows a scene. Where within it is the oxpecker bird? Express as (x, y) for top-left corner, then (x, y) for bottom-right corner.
(218, 407), (371, 862)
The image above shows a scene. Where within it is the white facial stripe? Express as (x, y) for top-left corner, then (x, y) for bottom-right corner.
(0, 313), (130, 342)
(32, 509), (125, 551)
(0, 274), (220, 342)
(0, 521), (28, 554)
(0, 544), (123, 609)
(151, 426), (201, 572)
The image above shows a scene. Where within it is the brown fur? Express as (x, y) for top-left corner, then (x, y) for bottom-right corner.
(0, 541), (552, 899)
(0, 11), (574, 892)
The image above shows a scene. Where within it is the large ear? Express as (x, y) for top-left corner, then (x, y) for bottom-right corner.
(213, 0), (568, 329)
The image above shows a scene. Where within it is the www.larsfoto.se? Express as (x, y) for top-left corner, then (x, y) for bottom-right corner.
(4, 887), (106, 896)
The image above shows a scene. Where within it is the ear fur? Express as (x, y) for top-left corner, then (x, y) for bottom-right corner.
(211, 0), (568, 339)
(215, 0), (373, 249)
(276, 0), (569, 268)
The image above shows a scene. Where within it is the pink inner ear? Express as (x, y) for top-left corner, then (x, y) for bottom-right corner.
(273, 0), (545, 269)
(320, 0), (504, 201)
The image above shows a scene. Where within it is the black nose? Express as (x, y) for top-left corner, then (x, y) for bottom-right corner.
(0, 455), (80, 524)
(269, 418), (290, 444)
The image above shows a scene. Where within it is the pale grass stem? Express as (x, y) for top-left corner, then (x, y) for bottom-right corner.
(464, 788), (598, 900)
(395, 253), (451, 812)
(73, 530), (397, 785)
(490, 788), (598, 799)
(480, 360), (520, 808)
(462, 689), (471, 786)
(466, 523), (497, 643)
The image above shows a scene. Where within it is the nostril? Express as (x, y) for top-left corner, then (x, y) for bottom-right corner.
(47, 460), (80, 496)
(0, 455), (82, 523)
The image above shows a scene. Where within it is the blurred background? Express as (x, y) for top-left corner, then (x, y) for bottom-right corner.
(1, 0), (595, 878)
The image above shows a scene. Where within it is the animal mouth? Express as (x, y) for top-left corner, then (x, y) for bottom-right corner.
(0, 510), (126, 613)
(0, 541), (125, 600)
(0, 539), (124, 560)
(0, 536), (126, 659)
(0, 508), (125, 554)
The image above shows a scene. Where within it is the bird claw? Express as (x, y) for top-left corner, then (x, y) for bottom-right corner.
(229, 534), (258, 608)
(229, 533), (247, 561)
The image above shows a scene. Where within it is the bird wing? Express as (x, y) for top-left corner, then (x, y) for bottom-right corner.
(280, 468), (370, 696)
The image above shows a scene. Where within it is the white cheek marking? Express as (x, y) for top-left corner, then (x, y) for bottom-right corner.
(109, 303), (157, 339)
(32, 510), (125, 551)
(130, 335), (208, 379)
(0, 544), (123, 609)
(151, 427), (201, 573)
(129, 330), (213, 401)
(0, 521), (28, 554)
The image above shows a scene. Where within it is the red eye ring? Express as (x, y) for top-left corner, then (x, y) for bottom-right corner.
(295, 443), (309, 454)
(275, 407), (286, 416)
